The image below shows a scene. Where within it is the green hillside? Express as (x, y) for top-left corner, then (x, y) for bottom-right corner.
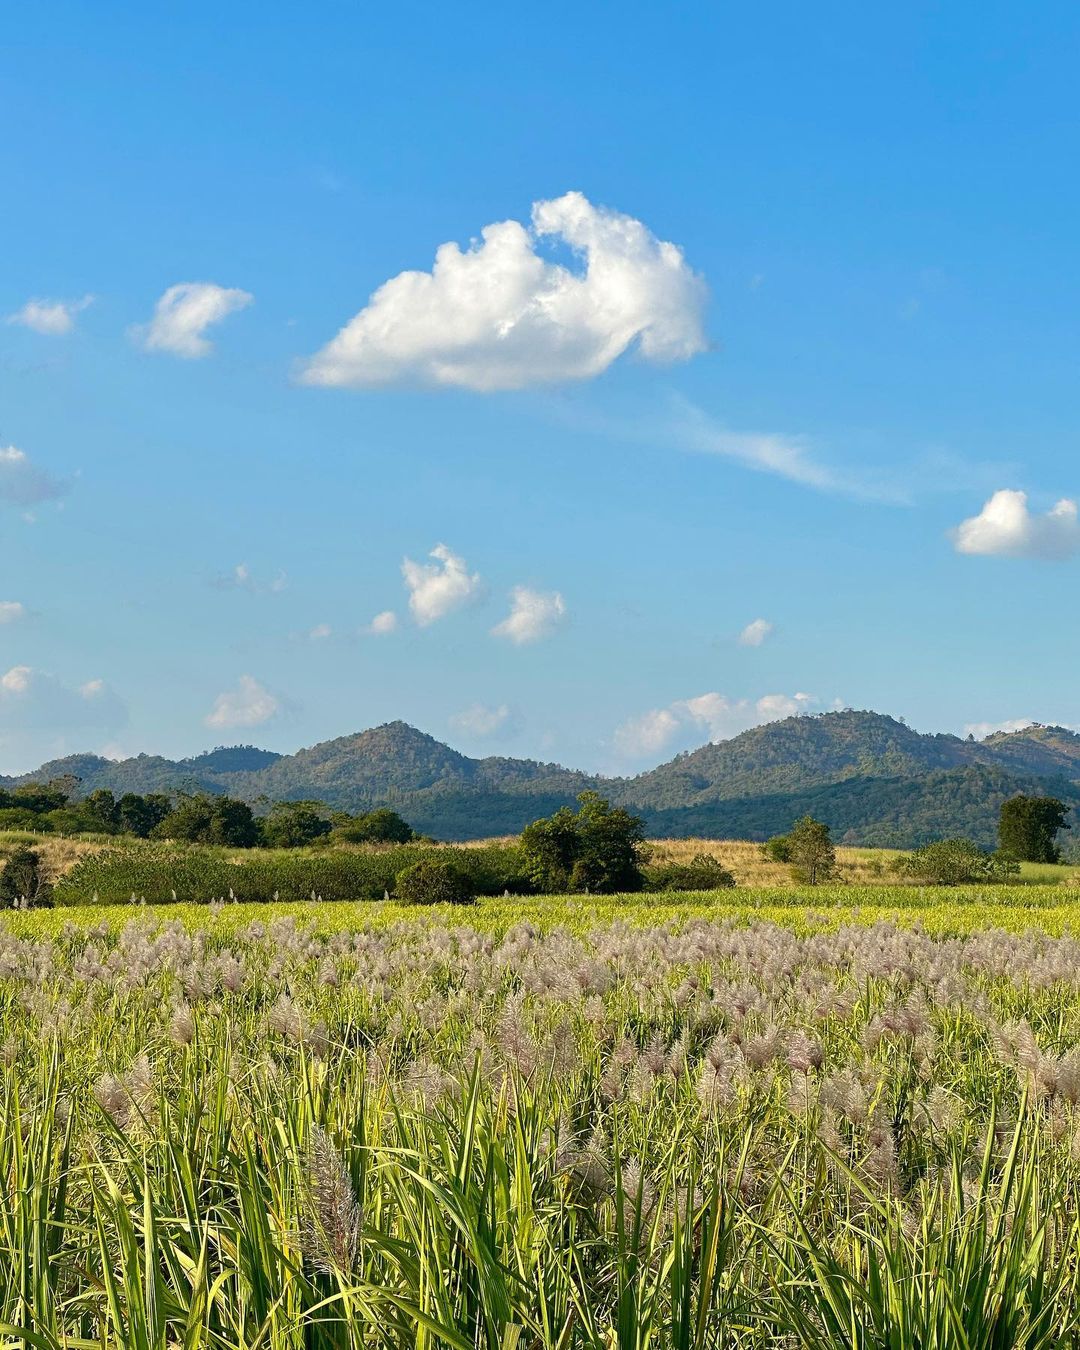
(6, 711), (1080, 846)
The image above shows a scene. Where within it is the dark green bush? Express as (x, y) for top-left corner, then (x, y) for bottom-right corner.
(52, 841), (531, 906)
(332, 808), (416, 844)
(0, 847), (51, 907)
(394, 856), (475, 905)
(762, 835), (791, 863)
(0, 808), (48, 832)
(645, 854), (736, 892)
(893, 837), (1019, 886)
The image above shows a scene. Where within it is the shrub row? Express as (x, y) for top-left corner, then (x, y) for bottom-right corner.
(52, 842), (530, 907)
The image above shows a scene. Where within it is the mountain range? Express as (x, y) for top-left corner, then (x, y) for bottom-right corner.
(7, 711), (1080, 849)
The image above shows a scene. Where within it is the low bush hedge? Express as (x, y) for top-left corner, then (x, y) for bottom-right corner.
(644, 854), (737, 892)
(52, 841), (531, 906)
(395, 856), (476, 905)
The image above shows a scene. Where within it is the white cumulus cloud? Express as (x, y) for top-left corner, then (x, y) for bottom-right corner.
(0, 446), (68, 507)
(0, 602), (25, 624)
(738, 618), (773, 647)
(402, 545), (481, 626)
(615, 690), (820, 760)
(7, 295), (93, 335)
(204, 675), (281, 730)
(365, 610), (399, 636)
(953, 489), (1080, 560)
(491, 586), (566, 645)
(450, 702), (518, 739)
(299, 191), (707, 391)
(134, 282), (253, 358)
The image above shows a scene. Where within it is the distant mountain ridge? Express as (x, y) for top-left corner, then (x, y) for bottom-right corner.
(7, 712), (1080, 848)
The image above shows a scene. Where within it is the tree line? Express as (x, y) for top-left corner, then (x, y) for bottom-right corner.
(0, 783), (418, 849)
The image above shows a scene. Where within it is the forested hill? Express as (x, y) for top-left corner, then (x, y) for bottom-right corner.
(8, 712), (1080, 847)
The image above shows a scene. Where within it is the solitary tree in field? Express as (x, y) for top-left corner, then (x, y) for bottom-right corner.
(998, 795), (1070, 863)
(520, 792), (646, 894)
(787, 814), (836, 885)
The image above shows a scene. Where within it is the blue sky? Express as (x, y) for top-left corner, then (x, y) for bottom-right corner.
(3, 1), (1080, 774)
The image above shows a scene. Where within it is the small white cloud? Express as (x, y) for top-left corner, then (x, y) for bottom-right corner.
(964, 718), (1036, 740)
(738, 617), (773, 647)
(204, 675), (281, 730)
(299, 190), (707, 391)
(0, 446), (68, 506)
(1, 666), (32, 695)
(614, 690), (820, 760)
(0, 666), (126, 731)
(365, 609), (399, 636)
(134, 281), (253, 358)
(7, 295), (93, 336)
(308, 623), (333, 640)
(212, 562), (287, 594)
(491, 586), (566, 645)
(953, 489), (1080, 560)
(0, 602), (25, 624)
(450, 702), (517, 739)
(402, 544), (481, 626)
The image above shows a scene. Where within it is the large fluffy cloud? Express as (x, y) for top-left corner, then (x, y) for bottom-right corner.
(402, 544), (482, 625)
(953, 489), (1080, 560)
(0, 447), (68, 507)
(614, 690), (820, 760)
(7, 295), (93, 336)
(204, 675), (281, 730)
(491, 586), (566, 645)
(299, 191), (707, 391)
(134, 282), (253, 358)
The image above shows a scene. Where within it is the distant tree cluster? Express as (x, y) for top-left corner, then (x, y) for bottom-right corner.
(0, 782), (420, 850)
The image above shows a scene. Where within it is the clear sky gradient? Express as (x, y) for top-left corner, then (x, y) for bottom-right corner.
(3, 1), (1080, 773)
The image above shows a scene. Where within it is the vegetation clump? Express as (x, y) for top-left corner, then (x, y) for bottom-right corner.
(394, 855), (475, 905)
(0, 846), (50, 907)
(520, 791), (646, 893)
(645, 852), (736, 892)
(784, 814), (837, 885)
(895, 837), (1019, 885)
(999, 794), (1070, 863)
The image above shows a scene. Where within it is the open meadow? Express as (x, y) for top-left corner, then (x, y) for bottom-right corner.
(5, 874), (1080, 1347)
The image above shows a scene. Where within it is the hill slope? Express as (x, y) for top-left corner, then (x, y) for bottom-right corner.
(7, 711), (1080, 846)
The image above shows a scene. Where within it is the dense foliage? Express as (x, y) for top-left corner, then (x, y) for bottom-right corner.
(2, 909), (1080, 1345)
(520, 792), (647, 893)
(895, 837), (1020, 885)
(644, 853), (736, 892)
(51, 841), (530, 906)
(999, 794), (1071, 863)
(0, 846), (49, 907)
(394, 855), (476, 905)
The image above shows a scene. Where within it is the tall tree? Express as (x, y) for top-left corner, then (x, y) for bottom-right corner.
(787, 814), (837, 885)
(520, 792), (647, 894)
(998, 795), (1070, 863)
